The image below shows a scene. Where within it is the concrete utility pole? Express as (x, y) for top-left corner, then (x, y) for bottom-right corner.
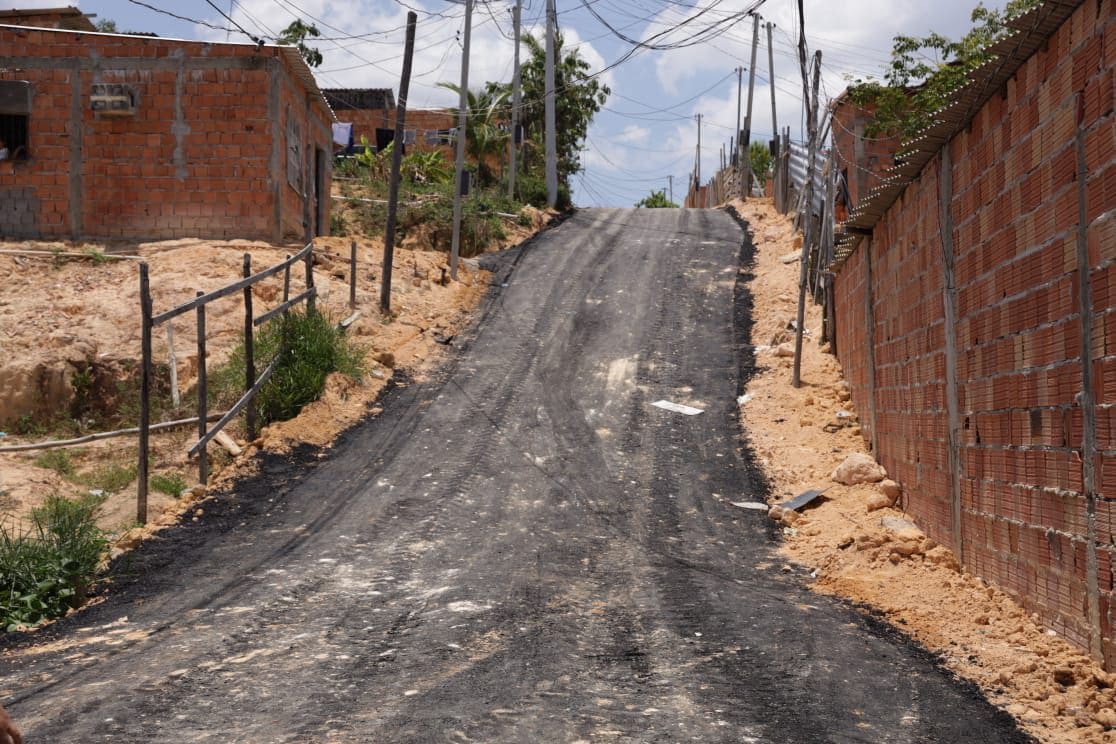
(792, 50), (822, 389)
(767, 22), (778, 154)
(694, 113), (702, 185)
(668, 174), (673, 203)
(735, 66), (743, 165)
(508, 0), (522, 200)
(450, 0), (473, 280)
(381, 11), (418, 313)
(544, 0), (558, 207)
(742, 13), (760, 197)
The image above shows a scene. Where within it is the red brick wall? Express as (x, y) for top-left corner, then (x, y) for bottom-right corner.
(834, 0), (1116, 664)
(0, 26), (332, 242)
(334, 107), (456, 161)
(831, 98), (901, 211)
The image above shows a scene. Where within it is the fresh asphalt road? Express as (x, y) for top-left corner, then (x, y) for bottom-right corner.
(0, 209), (1028, 742)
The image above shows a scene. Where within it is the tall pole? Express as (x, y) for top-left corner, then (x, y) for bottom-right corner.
(694, 113), (702, 184)
(450, 0), (473, 280)
(381, 12), (418, 312)
(668, 174), (673, 204)
(792, 50), (822, 388)
(544, 0), (558, 207)
(767, 22), (778, 153)
(508, 0), (522, 200)
(735, 66), (743, 166)
(742, 13), (760, 198)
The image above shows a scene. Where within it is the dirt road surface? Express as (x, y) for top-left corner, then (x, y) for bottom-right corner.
(0, 209), (1028, 742)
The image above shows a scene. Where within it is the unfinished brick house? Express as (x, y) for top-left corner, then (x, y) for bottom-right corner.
(325, 87), (456, 160)
(0, 6), (95, 31)
(832, 0), (1116, 665)
(0, 23), (335, 242)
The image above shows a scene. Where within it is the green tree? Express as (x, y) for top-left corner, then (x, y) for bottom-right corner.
(847, 0), (1041, 138)
(95, 19), (118, 33)
(748, 141), (772, 182)
(490, 31), (609, 190)
(278, 19), (323, 68)
(634, 190), (678, 209)
(437, 83), (510, 186)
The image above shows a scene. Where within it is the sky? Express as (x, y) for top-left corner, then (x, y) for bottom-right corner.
(7, 0), (1014, 207)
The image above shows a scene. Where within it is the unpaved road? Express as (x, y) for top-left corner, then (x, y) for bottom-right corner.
(0, 209), (1028, 742)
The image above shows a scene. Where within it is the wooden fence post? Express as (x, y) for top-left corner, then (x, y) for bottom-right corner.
(243, 254), (256, 442)
(137, 262), (152, 525)
(283, 258), (291, 307)
(196, 290), (208, 485)
(349, 239), (357, 310)
(305, 247), (315, 314)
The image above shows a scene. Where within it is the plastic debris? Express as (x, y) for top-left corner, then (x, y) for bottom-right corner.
(652, 400), (704, 416)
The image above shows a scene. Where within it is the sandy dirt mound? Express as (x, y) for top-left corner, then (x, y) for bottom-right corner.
(0, 232), (495, 547)
(733, 196), (1116, 742)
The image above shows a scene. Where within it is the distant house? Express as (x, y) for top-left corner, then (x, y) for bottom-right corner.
(324, 87), (457, 160)
(0, 23), (335, 242)
(0, 6), (96, 31)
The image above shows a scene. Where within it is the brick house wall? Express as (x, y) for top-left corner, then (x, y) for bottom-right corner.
(834, 0), (1116, 664)
(0, 25), (333, 242)
(332, 103), (457, 161)
(831, 97), (901, 212)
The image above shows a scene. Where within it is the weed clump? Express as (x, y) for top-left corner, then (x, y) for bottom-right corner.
(214, 308), (364, 426)
(0, 494), (109, 631)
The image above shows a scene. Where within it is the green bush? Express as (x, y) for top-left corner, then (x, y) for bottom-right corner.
(215, 309), (364, 426)
(34, 449), (75, 477)
(0, 494), (109, 631)
(77, 463), (136, 494)
(516, 172), (571, 211)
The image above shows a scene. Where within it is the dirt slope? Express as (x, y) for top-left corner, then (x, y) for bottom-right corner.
(733, 196), (1116, 743)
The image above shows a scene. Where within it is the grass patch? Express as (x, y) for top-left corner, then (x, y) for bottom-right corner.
(151, 472), (188, 497)
(213, 308), (364, 426)
(76, 463), (137, 494)
(0, 493), (109, 631)
(34, 449), (75, 478)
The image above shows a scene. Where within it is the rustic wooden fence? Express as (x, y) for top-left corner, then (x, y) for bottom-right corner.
(136, 243), (320, 524)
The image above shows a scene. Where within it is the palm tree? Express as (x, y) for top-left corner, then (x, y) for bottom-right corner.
(437, 83), (510, 186)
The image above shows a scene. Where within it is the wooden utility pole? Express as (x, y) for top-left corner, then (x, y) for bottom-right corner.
(742, 13), (760, 198)
(508, 0), (522, 200)
(450, 0), (473, 280)
(382, 11), (418, 311)
(544, 0), (558, 207)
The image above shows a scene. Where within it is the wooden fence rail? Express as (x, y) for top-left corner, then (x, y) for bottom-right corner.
(137, 243), (318, 524)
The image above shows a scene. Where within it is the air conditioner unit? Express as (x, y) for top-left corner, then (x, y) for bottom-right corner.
(90, 84), (136, 116)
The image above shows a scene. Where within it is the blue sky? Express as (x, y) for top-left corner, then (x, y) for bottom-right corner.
(8, 0), (1013, 207)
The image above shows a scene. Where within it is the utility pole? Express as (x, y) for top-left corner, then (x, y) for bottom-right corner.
(450, 0), (473, 280)
(767, 22), (778, 154)
(792, 50), (822, 388)
(381, 11), (417, 313)
(668, 174), (673, 204)
(694, 113), (702, 185)
(508, 0), (522, 200)
(734, 66), (743, 166)
(742, 13), (760, 198)
(544, 0), (558, 207)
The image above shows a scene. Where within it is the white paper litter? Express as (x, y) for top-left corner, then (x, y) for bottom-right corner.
(737, 394), (753, 405)
(652, 400), (704, 416)
(731, 501), (769, 511)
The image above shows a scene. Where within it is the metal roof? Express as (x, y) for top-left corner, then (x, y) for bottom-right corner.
(832, 0), (1083, 271)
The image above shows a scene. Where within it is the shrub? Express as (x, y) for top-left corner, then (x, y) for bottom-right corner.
(0, 494), (109, 631)
(77, 463), (136, 494)
(215, 309), (364, 426)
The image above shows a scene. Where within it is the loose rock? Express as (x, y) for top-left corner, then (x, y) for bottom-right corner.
(831, 453), (887, 485)
(866, 493), (892, 512)
(774, 343), (795, 358)
(1054, 667), (1077, 686)
(879, 479), (901, 501)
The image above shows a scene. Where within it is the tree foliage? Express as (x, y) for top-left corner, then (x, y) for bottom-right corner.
(278, 19), (323, 68)
(438, 83), (510, 187)
(748, 141), (772, 180)
(634, 190), (678, 209)
(847, 0), (1041, 139)
(487, 31), (609, 189)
